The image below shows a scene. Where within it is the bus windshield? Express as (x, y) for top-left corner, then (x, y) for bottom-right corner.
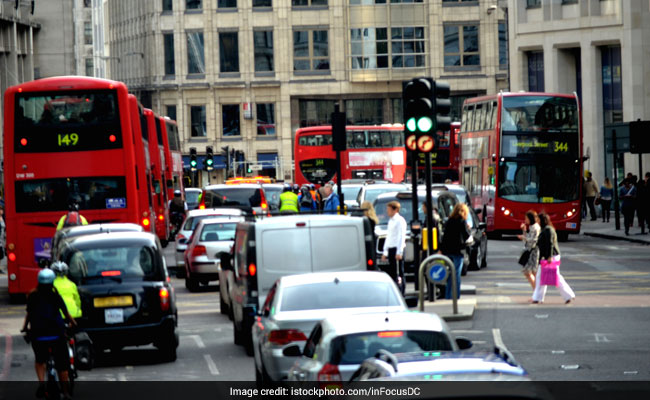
(15, 91), (122, 152)
(498, 159), (580, 203)
(501, 96), (578, 133)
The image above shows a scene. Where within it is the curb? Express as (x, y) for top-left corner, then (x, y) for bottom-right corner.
(583, 232), (650, 245)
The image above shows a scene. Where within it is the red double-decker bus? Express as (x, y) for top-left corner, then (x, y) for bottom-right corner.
(144, 109), (170, 245)
(459, 92), (583, 240)
(160, 116), (184, 203)
(2, 76), (154, 297)
(410, 121), (461, 183)
(294, 125), (406, 186)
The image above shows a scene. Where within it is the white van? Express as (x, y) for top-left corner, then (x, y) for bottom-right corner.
(223, 214), (375, 355)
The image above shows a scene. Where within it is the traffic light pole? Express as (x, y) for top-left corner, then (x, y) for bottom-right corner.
(410, 149), (421, 298)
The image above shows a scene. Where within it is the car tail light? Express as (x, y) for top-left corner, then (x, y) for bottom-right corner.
(377, 331), (404, 338)
(176, 233), (186, 242)
(199, 204), (205, 210)
(317, 363), (342, 385)
(192, 245), (207, 257)
(159, 287), (170, 312)
(248, 263), (256, 276)
(367, 258), (374, 267)
(268, 329), (307, 345)
(101, 270), (122, 277)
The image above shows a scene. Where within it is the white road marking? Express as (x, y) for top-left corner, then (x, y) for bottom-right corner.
(470, 340), (487, 345)
(624, 371), (639, 375)
(451, 330), (484, 335)
(491, 328), (508, 351)
(561, 365), (580, 370)
(185, 334), (206, 348)
(535, 314), (549, 319)
(594, 333), (612, 343)
(551, 350), (566, 355)
(203, 354), (220, 375)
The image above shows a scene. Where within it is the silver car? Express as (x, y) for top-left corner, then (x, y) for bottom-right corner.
(286, 311), (471, 383)
(356, 183), (408, 207)
(174, 208), (244, 269)
(252, 271), (410, 383)
(183, 216), (244, 291)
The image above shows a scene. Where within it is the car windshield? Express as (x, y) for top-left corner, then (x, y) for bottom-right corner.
(374, 197), (423, 226)
(279, 281), (401, 312)
(204, 188), (262, 208)
(263, 187), (282, 209)
(362, 186), (406, 205)
(185, 191), (201, 208)
(330, 331), (453, 365)
(65, 244), (160, 283)
(199, 223), (237, 242)
(498, 159), (580, 203)
(341, 186), (362, 203)
(183, 215), (230, 231)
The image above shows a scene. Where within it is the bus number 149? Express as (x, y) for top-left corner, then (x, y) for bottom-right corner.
(58, 133), (79, 146)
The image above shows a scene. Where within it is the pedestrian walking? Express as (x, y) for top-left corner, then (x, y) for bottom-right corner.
(279, 184), (299, 215)
(360, 201), (379, 261)
(583, 172), (599, 221)
(599, 177), (614, 223)
(638, 172), (650, 234)
(517, 210), (540, 290)
(530, 212), (575, 304)
(298, 186), (317, 213)
(380, 201), (407, 294)
(322, 182), (340, 214)
(620, 179), (637, 235)
(439, 203), (472, 300)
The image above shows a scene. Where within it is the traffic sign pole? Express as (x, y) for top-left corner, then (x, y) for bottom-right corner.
(418, 254), (458, 314)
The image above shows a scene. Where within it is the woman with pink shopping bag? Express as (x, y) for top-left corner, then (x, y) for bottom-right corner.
(530, 212), (576, 304)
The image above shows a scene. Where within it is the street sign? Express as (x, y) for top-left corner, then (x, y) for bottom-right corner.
(406, 134), (417, 151)
(427, 262), (448, 284)
(248, 164), (263, 170)
(417, 135), (434, 152)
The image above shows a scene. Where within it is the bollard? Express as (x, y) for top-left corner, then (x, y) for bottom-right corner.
(418, 254), (458, 315)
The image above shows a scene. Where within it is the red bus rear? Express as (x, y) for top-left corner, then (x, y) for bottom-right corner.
(459, 92), (583, 240)
(160, 117), (184, 206)
(144, 109), (170, 244)
(294, 125), (406, 186)
(2, 77), (148, 296)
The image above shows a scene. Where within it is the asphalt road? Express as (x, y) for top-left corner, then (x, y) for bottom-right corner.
(1, 233), (649, 383)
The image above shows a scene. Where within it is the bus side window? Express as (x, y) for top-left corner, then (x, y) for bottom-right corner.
(491, 101), (498, 130)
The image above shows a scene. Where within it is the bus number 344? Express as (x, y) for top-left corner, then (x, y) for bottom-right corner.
(554, 142), (568, 153)
(58, 133), (79, 146)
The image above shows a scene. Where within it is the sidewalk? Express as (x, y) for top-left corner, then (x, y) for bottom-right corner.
(581, 218), (650, 245)
(407, 285), (477, 322)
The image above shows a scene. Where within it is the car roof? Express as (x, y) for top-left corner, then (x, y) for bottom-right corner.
(374, 189), (449, 201)
(321, 311), (446, 337)
(187, 208), (244, 217)
(362, 183), (408, 190)
(204, 184), (262, 189)
(195, 216), (244, 228)
(262, 183), (284, 189)
(253, 214), (363, 226)
(56, 223), (143, 238)
(66, 231), (158, 248)
(278, 271), (395, 288)
(184, 187), (203, 193)
(385, 351), (527, 377)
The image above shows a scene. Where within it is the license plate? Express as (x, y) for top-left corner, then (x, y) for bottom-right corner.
(104, 308), (124, 324)
(566, 222), (577, 229)
(94, 295), (133, 308)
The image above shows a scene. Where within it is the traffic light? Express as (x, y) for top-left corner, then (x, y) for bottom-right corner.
(189, 147), (197, 171)
(246, 163), (252, 174)
(403, 77), (434, 138)
(205, 146), (214, 171)
(221, 146), (230, 170)
(433, 80), (451, 135)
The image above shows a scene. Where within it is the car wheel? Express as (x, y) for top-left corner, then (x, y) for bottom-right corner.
(244, 334), (254, 357)
(480, 240), (488, 269)
(161, 239), (169, 248)
(219, 288), (229, 315)
(461, 251), (469, 276)
(558, 231), (569, 242)
(255, 365), (263, 387)
(468, 245), (480, 271)
(157, 327), (178, 362)
(233, 319), (242, 346)
(185, 276), (199, 292)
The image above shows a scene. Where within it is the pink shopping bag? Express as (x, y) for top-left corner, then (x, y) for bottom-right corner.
(539, 257), (559, 286)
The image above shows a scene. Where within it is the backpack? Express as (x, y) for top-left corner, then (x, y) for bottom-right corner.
(29, 291), (66, 337)
(300, 192), (313, 208)
(63, 211), (81, 227)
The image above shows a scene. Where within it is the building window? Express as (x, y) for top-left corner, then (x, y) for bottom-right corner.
(253, 0), (272, 6)
(85, 58), (93, 76)
(84, 0), (91, 7)
(163, 33), (175, 76)
(254, 31), (274, 72)
(166, 105), (177, 122)
(390, 27), (425, 68)
(601, 46), (622, 124)
(345, 99), (383, 125)
(84, 22), (92, 45)
(526, 0), (541, 8)
(186, 0), (202, 9)
(498, 22), (507, 68)
(443, 24), (480, 67)
(219, 32), (239, 73)
(527, 51), (544, 92)
(561, 0), (578, 3)
(293, 30), (329, 72)
(292, 0), (327, 6)
(190, 105), (206, 137)
(162, 0), (173, 11)
(299, 100), (335, 127)
(187, 32), (205, 74)
(218, 0), (236, 7)
(223, 105), (241, 136)
(351, 28), (387, 69)
(256, 103), (276, 135)
(442, 0), (476, 3)
(392, 98), (402, 124)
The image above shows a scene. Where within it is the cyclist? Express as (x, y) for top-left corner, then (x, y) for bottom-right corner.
(22, 268), (76, 399)
(51, 261), (82, 319)
(168, 190), (188, 234)
(56, 203), (88, 231)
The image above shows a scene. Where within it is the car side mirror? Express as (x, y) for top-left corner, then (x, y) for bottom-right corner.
(456, 337), (473, 350)
(283, 344), (302, 357)
(404, 295), (419, 308)
(478, 222), (487, 230)
(220, 253), (233, 271)
(474, 208), (482, 215)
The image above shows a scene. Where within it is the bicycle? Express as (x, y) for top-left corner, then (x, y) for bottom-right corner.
(23, 330), (76, 400)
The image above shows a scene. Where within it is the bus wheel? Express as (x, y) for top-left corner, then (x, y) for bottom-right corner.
(558, 232), (569, 242)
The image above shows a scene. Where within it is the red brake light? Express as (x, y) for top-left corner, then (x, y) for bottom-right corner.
(142, 218), (151, 227)
(158, 214), (164, 221)
(8, 252), (16, 262)
(20, 138), (28, 146)
(101, 270), (122, 277)
(109, 134), (116, 142)
(267, 329), (307, 345)
(248, 263), (256, 276)
(367, 258), (374, 266)
(199, 204), (205, 210)
(159, 287), (170, 311)
(377, 331), (403, 338)
(317, 363), (342, 384)
(191, 245), (207, 257)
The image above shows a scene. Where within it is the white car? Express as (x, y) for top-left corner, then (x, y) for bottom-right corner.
(174, 208), (244, 270)
(286, 311), (472, 384)
(252, 271), (413, 384)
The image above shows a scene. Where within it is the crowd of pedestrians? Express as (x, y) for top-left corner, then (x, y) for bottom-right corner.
(277, 181), (339, 215)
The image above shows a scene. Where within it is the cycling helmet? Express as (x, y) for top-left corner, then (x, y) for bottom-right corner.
(174, 190), (182, 197)
(309, 184), (315, 190)
(283, 184), (292, 192)
(37, 268), (56, 285)
(50, 261), (69, 276)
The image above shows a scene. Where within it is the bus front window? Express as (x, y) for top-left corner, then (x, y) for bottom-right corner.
(498, 160), (579, 203)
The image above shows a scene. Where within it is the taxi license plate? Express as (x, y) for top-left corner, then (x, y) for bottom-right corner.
(104, 308), (124, 324)
(94, 295), (133, 308)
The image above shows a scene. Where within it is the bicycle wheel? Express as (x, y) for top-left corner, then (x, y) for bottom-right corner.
(45, 369), (61, 400)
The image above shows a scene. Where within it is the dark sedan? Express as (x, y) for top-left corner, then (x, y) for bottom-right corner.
(60, 231), (178, 361)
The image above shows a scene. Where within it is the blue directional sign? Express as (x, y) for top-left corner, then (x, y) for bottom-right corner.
(428, 262), (448, 284)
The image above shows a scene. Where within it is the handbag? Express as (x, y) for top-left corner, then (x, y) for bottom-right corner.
(518, 249), (531, 266)
(594, 196), (601, 206)
(539, 257), (560, 286)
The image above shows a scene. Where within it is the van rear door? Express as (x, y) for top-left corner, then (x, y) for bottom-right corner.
(308, 217), (365, 272)
(256, 218), (313, 307)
